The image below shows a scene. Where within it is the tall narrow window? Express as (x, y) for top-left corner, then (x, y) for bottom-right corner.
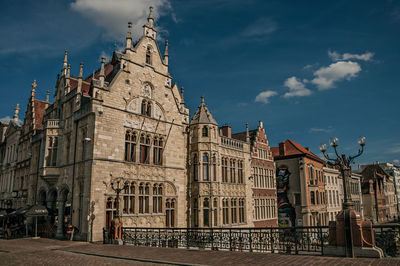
(239, 199), (245, 223)
(165, 199), (175, 227)
(310, 191), (315, 205)
(66, 135), (71, 163)
(202, 126), (208, 137)
(212, 154), (217, 181)
(238, 161), (243, 184)
(231, 199), (237, 223)
(140, 135), (150, 164)
(203, 198), (210, 227)
(46, 136), (58, 167)
(144, 183), (150, 213)
(193, 154), (198, 181)
(230, 160), (236, 183)
(123, 185), (129, 214)
(223, 199), (229, 224)
(203, 153), (209, 181)
(213, 198), (218, 226)
(153, 138), (163, 165)
(146, 47), (152, 64)
(193, 199), (198, 227)
(153, 184), (163, 213)
(222, 158), (227, 182)
(125, 131), (137, 162)
(129, 183), (135, 214)
(139, 183), (144, 213)
(141, 100), (152, 117)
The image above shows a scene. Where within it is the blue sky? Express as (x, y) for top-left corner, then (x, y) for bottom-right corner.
(0, 0), (399, 166)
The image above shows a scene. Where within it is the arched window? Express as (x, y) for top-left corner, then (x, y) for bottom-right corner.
(202, 126), (208, 137)
(141, 100), (151, 117)
(153, 184), (163, 213)
(193, 154), (198, 181)
(140, 134), (150, 164)
(203, 153), (209, 181)
(239, 199), (245, 223)
(153, 138), (163, 165)
(125, 131), (136, 162)
(166, 199), (175, 227)
(203, 198), (210, 227)
(146, 46), (152, 64)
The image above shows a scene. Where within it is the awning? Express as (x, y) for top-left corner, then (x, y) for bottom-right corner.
(8, 206), (31, 216)
(26, 205), (48, 217)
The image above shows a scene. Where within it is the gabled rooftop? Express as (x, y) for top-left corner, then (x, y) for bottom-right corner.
(272, 139), (324, 163)
(190, 96), (218, 126)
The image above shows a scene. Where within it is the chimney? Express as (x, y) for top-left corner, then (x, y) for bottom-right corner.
(279, 141), (286, 156)
(220, 125), (231, 138)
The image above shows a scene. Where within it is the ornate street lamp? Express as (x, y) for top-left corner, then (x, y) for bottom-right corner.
(110, 177), (128, 219)
(110, 177), (128, 240)
(319, 136), (366, 257)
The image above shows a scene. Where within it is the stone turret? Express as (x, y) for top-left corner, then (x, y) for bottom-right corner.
(143, 6), (157, 39)
(13, 104), (19, 122)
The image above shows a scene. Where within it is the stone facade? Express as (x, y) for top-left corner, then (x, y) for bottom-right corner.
(323, 165), (341, 222)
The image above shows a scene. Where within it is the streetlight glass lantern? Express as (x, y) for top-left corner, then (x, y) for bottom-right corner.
(358, 136), (366, 146)
(329, 136), (339, 147)
(319, 143), (327, 153)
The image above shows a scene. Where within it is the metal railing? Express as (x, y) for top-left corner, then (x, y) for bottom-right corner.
(119, 226), (329, 255)
(373, 224), (400, 257)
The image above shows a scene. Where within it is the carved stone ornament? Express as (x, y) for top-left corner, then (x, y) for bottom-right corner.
(142, 83), (152, 98)
(127, 98), (138, 113)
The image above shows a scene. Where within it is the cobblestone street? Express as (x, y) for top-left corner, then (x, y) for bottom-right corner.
(0, 238), (400, 265)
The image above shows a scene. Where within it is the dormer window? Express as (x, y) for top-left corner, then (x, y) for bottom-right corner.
(146, 47), (152, 65)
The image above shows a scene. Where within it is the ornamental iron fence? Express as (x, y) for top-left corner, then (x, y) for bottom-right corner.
(120, 226), (329, 255)
(104, 224), (400, 257)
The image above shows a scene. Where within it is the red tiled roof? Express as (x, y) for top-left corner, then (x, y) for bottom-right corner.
(34, 99), (47, 130)
(69, 62), (115, 97)
(272, 139), (324, 163)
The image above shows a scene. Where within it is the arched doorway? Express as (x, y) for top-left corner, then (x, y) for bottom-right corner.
(55, 187), (69, 239)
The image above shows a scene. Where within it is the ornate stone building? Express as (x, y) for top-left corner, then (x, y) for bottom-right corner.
(323, 164), (341, 222)
(232, 121), (277, 227)
(1, 8), (279, 241)
(0, 106), (21, 210)
(188, 98), (253, 227)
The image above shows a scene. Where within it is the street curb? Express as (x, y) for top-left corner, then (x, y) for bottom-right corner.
(55, 249), (207, 266)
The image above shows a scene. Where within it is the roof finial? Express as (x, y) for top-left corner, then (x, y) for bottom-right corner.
(201, 95), (205, 104)
(126, 22), (132, 49)
(13, 104), (19, 122)
(31, 80), (37, 98)
(46, 90), (50, 103)
(148, 6), (154, 21)
(67, 64), (71, 78)
(99, 56), (105, 87)
(79, 62), (84, 78)
(62, 50), (68, 75)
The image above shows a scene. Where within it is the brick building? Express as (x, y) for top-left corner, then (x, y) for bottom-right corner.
(272, 139), (327, 227)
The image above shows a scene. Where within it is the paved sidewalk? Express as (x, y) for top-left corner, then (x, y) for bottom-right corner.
(1, 238), (399, 265)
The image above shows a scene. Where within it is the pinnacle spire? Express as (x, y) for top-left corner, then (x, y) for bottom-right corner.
(201, 95), (205, 104)
(78, 62), (84, 78)
(13, 104), (19, 122)
(31, 80), (37, 98)
(190, 95), (218, 126)
(148, 6), (154, 25)
(46, 90), (50, 103)
(62, 50), (68, 75)
(246, 122), (250, 142)
(164, 40), (169, 65)
(77, 62), (83, 93)
(180, 87), (184, 104)
(126, 22), (132, 49)
(99, 56), (105, 87)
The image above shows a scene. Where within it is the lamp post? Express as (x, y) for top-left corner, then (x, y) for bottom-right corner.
(110, 177), (128, 240)
(319, 136), (366, 258)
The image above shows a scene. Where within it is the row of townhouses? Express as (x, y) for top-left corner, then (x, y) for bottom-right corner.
(0, 10), (399, 241)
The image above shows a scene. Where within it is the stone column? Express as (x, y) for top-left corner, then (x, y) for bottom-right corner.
(55, 199), (65, 239)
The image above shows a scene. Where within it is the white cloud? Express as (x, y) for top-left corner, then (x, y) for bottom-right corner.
(328, 50), (374, 62)
(255, 90), (278, 104)
(242, 17), (277, 40)
(311, 61), (361, 90)
(309, 126), (333, 133)
(71, 0), (172, 40)
(283, 76), (312, 98)
(0, 116), (11, 123)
